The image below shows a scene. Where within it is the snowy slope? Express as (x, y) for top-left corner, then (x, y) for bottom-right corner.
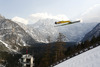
(0, 15), (37, 52)
(55, 45), (100, 67)
(0, 40), (10, 49)
(0, 40), (19, 52)
(28, 18), (98, 43)
(13, 16), (98, 43)
(28, 19), (60, 43)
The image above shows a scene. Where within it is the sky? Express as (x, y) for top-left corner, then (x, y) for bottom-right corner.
(0, 0), (100, 24)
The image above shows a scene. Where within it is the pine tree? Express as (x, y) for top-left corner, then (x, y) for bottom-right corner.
(84, 40), (90, 48)
(97, 36), (100, 41)
(91, 36), (96, 44)
(54, 33), (66, 62)
(39, 36), (52, 67)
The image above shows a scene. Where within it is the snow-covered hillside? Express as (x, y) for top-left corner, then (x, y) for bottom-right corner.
(28, 18), (98, 43)
(55, 45), (100, 67)
(28, 19), (60, 43)
(12, 12), (99, 43)
(0, 15), (36, 52)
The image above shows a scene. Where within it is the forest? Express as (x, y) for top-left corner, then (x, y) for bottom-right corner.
(0, 33), (100, 67)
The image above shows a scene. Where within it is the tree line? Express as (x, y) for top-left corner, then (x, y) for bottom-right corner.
(0, 33), (99, 67)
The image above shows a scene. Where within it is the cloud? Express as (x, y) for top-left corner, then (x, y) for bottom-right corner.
(12, 13), (69, 24)
(28, 12), (69, 24)
(81, 4), (100, 22)
(12, 16), (28, 25)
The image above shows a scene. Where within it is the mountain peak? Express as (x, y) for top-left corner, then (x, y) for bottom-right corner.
(0, 14), (5, 19)
(0, 16), (37, 52)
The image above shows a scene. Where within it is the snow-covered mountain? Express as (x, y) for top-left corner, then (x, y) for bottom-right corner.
(27, 19), (60, 43)
(55, 44), (100, 67)
(58, 22), (98, 42)
(0, 40), (9, 52)
(82, 23), (100, 41)
(27, 18), (98, 43)
(11, 12), (99, 43)
(0, 15), (36, 52)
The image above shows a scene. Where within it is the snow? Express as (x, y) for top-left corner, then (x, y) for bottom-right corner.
(12, 16), (28, 25)
(0, 40), (9, 48)
(16, 18), (98, 43)
(29, 19), (98, 43)
(0, 40), (17, 52)
(55, 45), (100, 67)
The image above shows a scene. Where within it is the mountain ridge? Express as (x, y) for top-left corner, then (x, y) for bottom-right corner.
(0, 15), (37, 52)
(82, 23), (100, 41)
(27, 18), (98, 43)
